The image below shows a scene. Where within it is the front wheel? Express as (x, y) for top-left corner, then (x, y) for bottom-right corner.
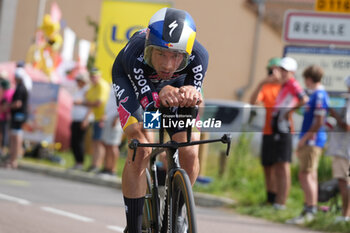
(171, 169), (197, 233)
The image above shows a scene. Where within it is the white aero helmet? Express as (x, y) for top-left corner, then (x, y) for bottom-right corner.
(144, 8), (196, 71)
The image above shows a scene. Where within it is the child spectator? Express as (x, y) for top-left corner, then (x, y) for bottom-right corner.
(287, 65), (329, 225)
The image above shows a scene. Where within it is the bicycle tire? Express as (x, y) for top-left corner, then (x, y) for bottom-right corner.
(171, 169), (197, 233)
(142, 168), (154, 233)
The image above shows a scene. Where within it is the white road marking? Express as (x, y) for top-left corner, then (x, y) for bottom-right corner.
(0, 192), (31, 205)
(0, 193), (122, 229)
(41, 206), (95, 222)
(107, 225), (125, 232)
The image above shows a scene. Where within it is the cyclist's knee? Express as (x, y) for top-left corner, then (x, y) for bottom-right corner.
(179, 146), (198, 160)
(124, 123), (152, 172)
(128, 147), (151, 174)
(124, 122), (153, 142)
(179, 146), (200, 179)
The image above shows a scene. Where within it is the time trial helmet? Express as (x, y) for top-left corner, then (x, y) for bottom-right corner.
(144, 8), (196, 71)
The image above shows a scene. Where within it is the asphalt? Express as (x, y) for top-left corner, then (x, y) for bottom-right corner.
(18, 160), (235, 208)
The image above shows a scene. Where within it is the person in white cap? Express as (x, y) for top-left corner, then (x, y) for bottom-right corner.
(270, 57), (308, 210)
(326, 75), (350, 223)
(69, 72), (91, 170)
(15, 61), (32, 92)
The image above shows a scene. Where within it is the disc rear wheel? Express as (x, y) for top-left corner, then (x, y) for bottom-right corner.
(171, 169), (197, 233)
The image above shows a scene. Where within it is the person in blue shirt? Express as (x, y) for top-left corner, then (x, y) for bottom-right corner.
(287, 65), (330, 225)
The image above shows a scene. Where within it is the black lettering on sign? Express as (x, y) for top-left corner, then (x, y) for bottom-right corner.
(293, 21), (345, 36)
(333, 60), (350, 69)
(293, 22), (301, 32)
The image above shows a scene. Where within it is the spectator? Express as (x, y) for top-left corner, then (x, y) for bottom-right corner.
(80, 67), (110, 173)
(326, 75), (350, 223)
(271, 57), (308, 210)
(7, 69), (29, 168)
(70, 72), (91, 170)
(250, 57), (282, 204)
(99, 87), (123, 176)
(0, 72), (14, 157)
(287, 65), (329, 224)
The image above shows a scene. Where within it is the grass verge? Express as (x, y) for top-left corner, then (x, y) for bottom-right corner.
(193, 133), (349, 233)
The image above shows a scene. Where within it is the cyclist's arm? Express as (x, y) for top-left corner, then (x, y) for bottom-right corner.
(120, 39), (160, 111)
(183, 40), (208, 92)
(168, 41), (206, 107)
(128, 67), (159, 110)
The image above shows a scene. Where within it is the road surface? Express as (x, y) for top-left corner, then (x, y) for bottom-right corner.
(0, 169), (319, 233)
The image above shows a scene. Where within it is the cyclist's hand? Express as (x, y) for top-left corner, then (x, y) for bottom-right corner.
(178, 85), (202, 107)
(159, 85), (184, 107)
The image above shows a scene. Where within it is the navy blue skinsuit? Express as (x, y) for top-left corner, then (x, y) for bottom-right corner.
(112, 29), (208, 134)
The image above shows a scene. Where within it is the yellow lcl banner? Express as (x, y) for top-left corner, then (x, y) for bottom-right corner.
(315, 0), (350, 13)
(95, 0), (171, 82)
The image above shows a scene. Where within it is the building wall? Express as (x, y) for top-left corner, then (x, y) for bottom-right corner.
(11, 0), (102, 62)
(10, 0), (285, 102)
(11, 0), (39, 62)
(174, 0), (284, 101)
(0, 0), (19, 62)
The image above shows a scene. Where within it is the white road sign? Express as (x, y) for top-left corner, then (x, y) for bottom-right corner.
(283, 10), (350, 45)
(284, 46), (350, 92)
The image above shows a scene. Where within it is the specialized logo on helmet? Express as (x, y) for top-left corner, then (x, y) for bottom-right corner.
(168, 20), (178, 37)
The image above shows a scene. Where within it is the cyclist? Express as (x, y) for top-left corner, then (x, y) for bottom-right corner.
(111, 8), (208, 233)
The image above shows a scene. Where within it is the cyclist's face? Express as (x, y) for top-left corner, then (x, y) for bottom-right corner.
(151, 48), (184, 79)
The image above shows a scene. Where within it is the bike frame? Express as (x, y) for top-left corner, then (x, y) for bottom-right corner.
(129, 107), (232, 233)
(131, 135), (231, 233)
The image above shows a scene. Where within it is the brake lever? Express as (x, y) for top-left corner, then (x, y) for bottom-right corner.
(221, 134), (232, 156)
(129, 139), (139, 161)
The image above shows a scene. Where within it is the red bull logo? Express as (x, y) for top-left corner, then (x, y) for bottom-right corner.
(165, 43), (173, 48)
